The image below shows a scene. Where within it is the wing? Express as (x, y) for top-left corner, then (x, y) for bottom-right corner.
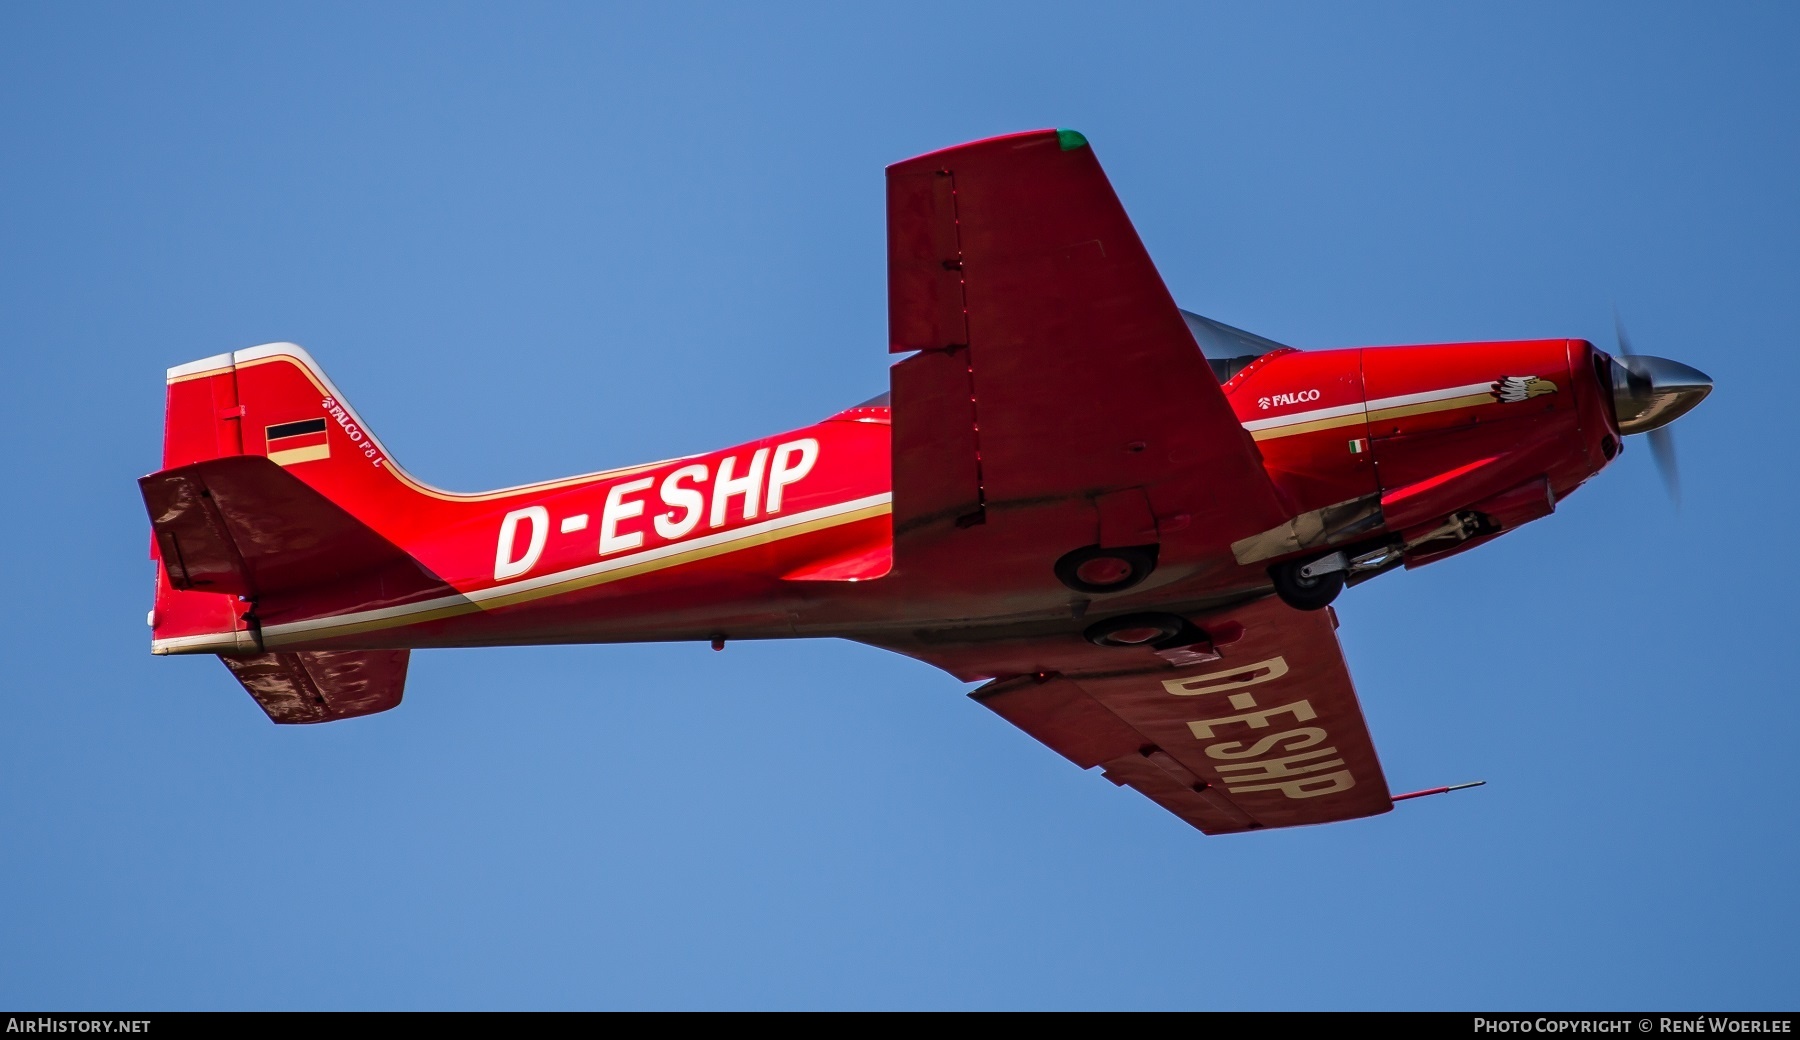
(885, 130), (1289, 607)
(876, 595), (1393, 834)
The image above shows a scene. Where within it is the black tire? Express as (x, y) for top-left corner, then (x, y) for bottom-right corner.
(1054, 544), (1158, 594)
(1084, 612), (1192, 649)
(1270, 558), (1345, 611)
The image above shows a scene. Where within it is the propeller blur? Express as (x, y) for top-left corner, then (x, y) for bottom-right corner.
(1610, 312), (1713, 502)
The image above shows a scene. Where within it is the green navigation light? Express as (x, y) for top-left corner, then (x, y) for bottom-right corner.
(1057, 129), (1089, 151)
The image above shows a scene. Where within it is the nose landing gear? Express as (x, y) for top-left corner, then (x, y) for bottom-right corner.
(1268, 542), (1407, 611)
(1270, 554), (1347, 611)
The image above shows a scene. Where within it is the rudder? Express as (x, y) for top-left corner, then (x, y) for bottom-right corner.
(162, 343), (426, 521)
(148, 344), (460, 723)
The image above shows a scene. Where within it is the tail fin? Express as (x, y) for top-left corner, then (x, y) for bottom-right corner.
(148, 343), (456, 722)
(160, 342), (431, 523)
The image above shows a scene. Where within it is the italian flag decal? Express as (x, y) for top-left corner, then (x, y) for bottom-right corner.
(265, 418), (329, 466)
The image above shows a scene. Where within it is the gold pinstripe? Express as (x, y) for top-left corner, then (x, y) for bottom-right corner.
(1367, 392), (1497, 424)
(1249, 412), (1367, 442)
(1250, 389), (1501, 442)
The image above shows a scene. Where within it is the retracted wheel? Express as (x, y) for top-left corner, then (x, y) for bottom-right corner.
(1084, 612), (1191, 649)
(1054, 544), (1158, 594)
(1270, 556), (1346, 611)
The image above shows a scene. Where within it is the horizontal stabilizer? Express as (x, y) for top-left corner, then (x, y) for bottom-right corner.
(140, 454), (447, 606)
(222, 649), (409, 724)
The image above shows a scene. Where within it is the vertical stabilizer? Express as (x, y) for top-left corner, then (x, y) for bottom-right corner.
(149, 343), (448, 657)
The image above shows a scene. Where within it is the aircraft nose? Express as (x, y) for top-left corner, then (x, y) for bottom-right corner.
(1610, 354), (1713, 435)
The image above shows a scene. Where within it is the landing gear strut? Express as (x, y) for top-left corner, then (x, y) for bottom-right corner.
(1270, 553), (1346, 611)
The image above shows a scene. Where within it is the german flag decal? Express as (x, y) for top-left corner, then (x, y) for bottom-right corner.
(265, 418), (330, 466)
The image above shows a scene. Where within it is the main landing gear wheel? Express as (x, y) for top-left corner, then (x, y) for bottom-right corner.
(1270, 557), (1345, 611)
(1084, 612), (1193, 649)
(1054, 544), (1158, 594)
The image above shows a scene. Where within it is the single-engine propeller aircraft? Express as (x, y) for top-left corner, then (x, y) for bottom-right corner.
(141, 130), (1712, 834)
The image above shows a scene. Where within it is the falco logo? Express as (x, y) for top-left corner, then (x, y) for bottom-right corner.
(1493, 376), (1558, 403)
(1257, 389), (1322, 410)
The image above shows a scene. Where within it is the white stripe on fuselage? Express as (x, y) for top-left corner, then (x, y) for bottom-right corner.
(1241, 380), (1497, 435)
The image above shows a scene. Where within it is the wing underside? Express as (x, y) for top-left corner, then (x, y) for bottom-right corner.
(879, 595), (1392, 834)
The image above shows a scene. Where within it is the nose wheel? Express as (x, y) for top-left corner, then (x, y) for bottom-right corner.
(1270, 555), (1346, 611)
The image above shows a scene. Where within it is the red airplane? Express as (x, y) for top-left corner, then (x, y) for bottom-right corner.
(140, 130), (1711, 834)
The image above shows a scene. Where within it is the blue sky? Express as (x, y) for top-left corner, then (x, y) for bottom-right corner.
(2, 2), (1795, 1010)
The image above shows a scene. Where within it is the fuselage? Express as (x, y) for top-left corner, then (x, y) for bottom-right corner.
(160, 336), (1619, 665)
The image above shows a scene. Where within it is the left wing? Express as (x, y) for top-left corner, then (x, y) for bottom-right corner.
(876, 595), (1393, 834)
(885, 129), (1290, 609)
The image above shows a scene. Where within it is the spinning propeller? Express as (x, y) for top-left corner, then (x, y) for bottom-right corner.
(1608, 311), (1712, 505)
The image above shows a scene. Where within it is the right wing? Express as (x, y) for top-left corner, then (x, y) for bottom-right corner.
(881, 594), (1393, 834)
